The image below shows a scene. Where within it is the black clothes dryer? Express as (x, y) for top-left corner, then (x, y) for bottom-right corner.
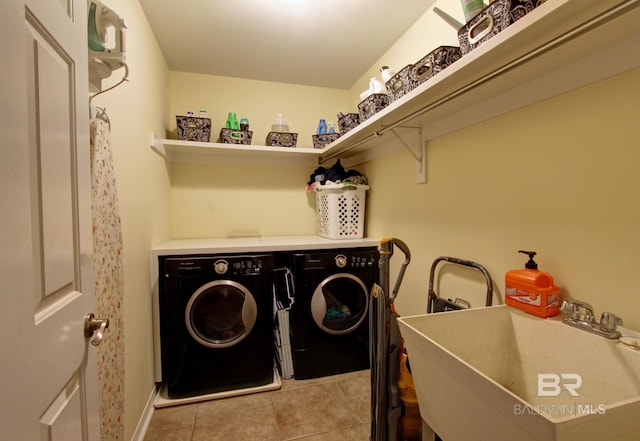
(290, 247), (379, 379)
(158, 254), (274, 398)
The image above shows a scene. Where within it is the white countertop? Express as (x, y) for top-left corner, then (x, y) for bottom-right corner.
(151, 235), (380, 256)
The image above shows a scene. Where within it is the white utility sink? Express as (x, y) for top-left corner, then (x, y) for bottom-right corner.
(398, 305), (640, 441)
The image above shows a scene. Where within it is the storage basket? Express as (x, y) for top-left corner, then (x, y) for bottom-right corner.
(358, 93), (389, 122)
(458, 0), (547, 55)
(176, 116), (211, 142)
(219, 128), (253, 145)
(338, 113), (360, 135)
(410, 45), (461, 87)
(385, 64), (413, 104)
(314, 184), (369, 239)
(266, 132), (298, 148)
(312, 133), (340, 149)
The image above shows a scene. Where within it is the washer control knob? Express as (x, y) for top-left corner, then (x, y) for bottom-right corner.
(214, 259), (229, 275)
(335, 254), (348, 268)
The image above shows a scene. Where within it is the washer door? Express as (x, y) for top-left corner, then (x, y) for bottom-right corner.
(311, 273), (369, 335)
(185, 280), (257, 348)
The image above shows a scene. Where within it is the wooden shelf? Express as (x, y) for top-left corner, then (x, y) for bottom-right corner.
(320, 0), (640, 165)
(151, 0), (640, 169)
(150, 133), (321, 166)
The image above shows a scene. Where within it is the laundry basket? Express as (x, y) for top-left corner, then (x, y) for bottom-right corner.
(314, 183), (369, 239)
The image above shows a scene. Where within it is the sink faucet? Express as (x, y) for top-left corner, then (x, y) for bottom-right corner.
(560, 298), (623, 339)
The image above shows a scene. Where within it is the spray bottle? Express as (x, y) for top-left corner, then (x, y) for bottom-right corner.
(505, 250), (560, 318)
(460, 0), (485, 22)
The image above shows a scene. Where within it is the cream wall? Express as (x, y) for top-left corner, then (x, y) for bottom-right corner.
(360, 67), (640, 329)
(167, 73), (350, 239)
(89, 1), (171, 440)
(170, 162), (317, 238)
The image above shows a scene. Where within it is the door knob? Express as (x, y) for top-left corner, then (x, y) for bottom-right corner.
(84, 313), (110, 346)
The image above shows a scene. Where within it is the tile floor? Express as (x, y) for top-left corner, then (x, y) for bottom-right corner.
(143, 369), (371, 441)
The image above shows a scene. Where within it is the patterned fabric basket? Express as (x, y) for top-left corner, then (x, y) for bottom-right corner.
(409, 46), (461, 87)
(266, 132), (298, 148)
(219, 128), (253, 145)
(357, 94), (389, 122)
(312, 133), (340, 149)
(458, 0), (547, 55)
(176, 116), (211, 142)
(338, 113), (360, 135)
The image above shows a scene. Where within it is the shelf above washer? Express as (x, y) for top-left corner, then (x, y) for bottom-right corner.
(150, 132), (321, 167)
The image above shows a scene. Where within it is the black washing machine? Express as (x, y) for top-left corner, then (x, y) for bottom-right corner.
(290, 247), (379, 379)
(158, 254), (274, 398)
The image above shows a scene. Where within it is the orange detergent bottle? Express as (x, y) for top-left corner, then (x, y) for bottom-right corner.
(505, 250), (560, 318)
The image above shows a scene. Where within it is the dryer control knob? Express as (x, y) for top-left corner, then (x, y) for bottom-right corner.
(335, 254), (348, 268)
(214, 259), (229, 275)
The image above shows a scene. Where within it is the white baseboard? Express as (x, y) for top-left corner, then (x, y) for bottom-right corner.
(129, 384), (159, 441)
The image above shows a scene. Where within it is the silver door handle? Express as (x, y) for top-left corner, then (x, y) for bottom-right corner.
(84, 313), (110, 346)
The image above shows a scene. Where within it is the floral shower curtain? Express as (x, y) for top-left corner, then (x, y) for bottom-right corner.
(90, 118), (124, 441)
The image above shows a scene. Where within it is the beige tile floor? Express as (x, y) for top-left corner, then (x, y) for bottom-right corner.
(143, 369), (371, 441)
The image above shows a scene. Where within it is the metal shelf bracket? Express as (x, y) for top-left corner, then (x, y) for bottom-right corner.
(390, 127), (426, 184)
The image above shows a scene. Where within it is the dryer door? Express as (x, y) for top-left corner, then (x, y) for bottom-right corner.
(311, 273), (369, 335)
(185, 280), (258, 348)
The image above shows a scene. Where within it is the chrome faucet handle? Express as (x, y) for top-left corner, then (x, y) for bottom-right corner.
(583, 310), (596, 324)
(559, 300), (571, 313)
(560, 299), (581, 320)
(600, 312), (623, 332)
(560, 298), (595, 322)
(573, 299), (595, 322)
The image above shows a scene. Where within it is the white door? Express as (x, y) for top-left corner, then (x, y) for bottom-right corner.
(0, 0), (100, 439)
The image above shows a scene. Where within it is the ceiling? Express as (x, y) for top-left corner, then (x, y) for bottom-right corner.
(138, 0), (434, 89)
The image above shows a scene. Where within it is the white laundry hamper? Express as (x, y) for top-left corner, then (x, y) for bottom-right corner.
(314, 183), (369, 239)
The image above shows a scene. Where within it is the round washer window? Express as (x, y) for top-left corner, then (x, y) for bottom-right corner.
(185, 280), (257, 348)
(311, 273), (369, 335)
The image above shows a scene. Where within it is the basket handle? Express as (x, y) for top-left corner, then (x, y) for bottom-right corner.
(467, 13), (495, 45)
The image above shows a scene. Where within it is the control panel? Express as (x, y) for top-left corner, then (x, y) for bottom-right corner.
(171, 256), (265, 277)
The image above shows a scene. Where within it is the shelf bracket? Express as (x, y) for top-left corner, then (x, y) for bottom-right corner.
(390, 127), (426, 184)
(149, 132), (168, 159)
